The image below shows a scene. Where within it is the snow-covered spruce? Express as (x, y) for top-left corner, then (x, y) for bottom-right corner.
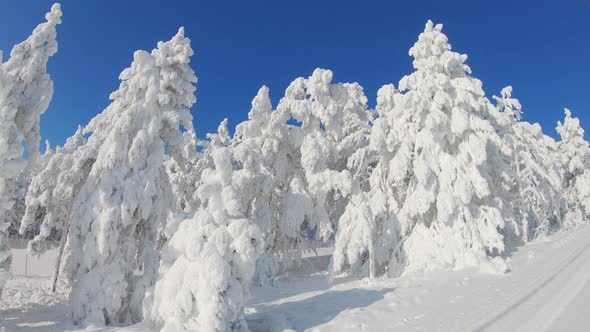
(0, 3), (61, 297)
(20, 95), (131, 292)
(276, 69), (371, 270)
(492, 87), (563, 243)
(169, 117), (233, 217)
(232, 85), (311, 283)
(332, 83), (399, 278)
(391, 21), (510, 274)
(165, 128), (200, 214)
(19, 127), (86, 254)
(144, 146), (261, 332)
(557, 108), (590, 228)
(63, 28), (195, 326)
(167, 117), (233, 216)
(5, 140), (53, 241)
(19, 127), (91, 292)
(233, 86), (281, 283)
(334, 21), (510, 278)
(26, 56), (152, 260)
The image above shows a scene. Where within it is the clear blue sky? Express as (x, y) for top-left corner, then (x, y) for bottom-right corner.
(0, 0), (588, 147)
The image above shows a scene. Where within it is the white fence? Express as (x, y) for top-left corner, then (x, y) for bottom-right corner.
(7, 242), (333, 278)
(10, 248), (57, 278)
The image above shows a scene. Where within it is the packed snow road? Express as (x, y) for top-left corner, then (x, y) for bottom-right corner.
(247, 222), (590, 332)
(2, 223), (590, 332)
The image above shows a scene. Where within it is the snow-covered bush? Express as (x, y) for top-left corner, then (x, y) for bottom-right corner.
(0, 3), (61, 297)
(64, 28), (195, 326)
(144, 146), (261, 332)
(557, 108), (590, 227)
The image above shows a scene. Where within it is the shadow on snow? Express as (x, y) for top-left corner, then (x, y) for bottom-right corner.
(247, 287), (394, 331)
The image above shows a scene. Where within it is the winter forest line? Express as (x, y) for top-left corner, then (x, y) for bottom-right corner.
(1, 3), (589, 332)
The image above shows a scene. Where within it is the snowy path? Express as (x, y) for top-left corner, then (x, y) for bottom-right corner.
(246, 223), (590, 332)
(469, 224), (590, 332)
(2, 223), (590, 331)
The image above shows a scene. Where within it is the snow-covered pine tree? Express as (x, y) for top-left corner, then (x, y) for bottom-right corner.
(5, 140), (50, 240)
(557, 108), (590, 227)
(19, 127), (85, 252)
(233, 86), (279, 283)
(31, 63), (153, 256)
(4, 140), (52, 240)
(394, 21), (511, 274)
(158, 23), (202, 218)
(167, 118), (233, 219)
(332, 84), (402, 278)
(0, 3), (61, 296)
(18, 127), (89, 292)
(64, 28), (196, 325)
(5, 170), (35, 239)
(153, 27), (197, 167)
(165, 128), (200, 213)
(20, 94), (128, 292)
(493, 87), (563, 242)
(144, 146), (261, 332)
(397, 21), (512, 274)
(233, 85), (308, 283)
(233, 87), (275, 239)
(335, 21), (510, 278)
(277, 68), (370, 252)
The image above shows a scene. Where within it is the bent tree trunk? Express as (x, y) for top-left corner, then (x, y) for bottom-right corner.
(51, 222), (70, 292)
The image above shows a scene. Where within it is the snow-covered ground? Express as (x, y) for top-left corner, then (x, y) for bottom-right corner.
(2, 223), (590, 332)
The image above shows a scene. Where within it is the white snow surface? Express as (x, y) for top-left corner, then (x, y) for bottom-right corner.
(3, 224), (590, 332)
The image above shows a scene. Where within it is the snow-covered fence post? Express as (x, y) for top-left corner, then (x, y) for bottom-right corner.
(24, 253), (28, 278)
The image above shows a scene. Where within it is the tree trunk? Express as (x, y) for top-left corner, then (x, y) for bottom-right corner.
(51, 223), (69, 292)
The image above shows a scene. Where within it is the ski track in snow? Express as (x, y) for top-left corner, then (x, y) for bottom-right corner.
(3, 223), (590, 332)
(470, 226), (590, 332)
(245, 223), (590, 332)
